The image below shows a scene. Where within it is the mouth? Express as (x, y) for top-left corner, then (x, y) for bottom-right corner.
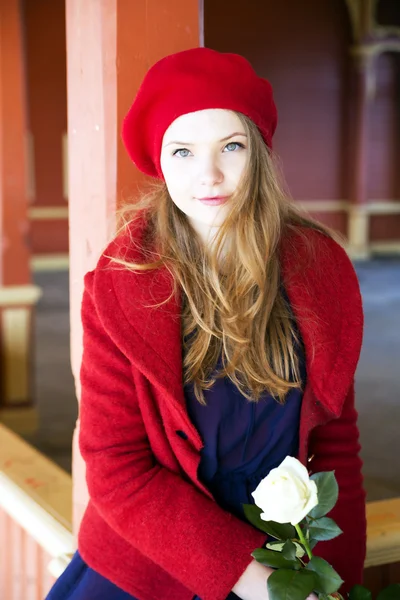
(197, 196), (229, 206)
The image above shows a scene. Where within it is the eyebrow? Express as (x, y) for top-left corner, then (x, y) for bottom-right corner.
(164, 132), (247, 147)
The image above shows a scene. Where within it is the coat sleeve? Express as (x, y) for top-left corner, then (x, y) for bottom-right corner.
(78, 271), (266, 600)
(308, 381), (367, 596)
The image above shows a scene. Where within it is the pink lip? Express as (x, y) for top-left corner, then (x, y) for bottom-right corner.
(197, 196), (228, 206)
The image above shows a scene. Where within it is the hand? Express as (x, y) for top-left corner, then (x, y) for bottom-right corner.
(232, 560), (319, 600)
(231, 559), (273, 600)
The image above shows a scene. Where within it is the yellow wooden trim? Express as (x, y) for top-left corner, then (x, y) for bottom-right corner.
(2, 308), (30, 404)
(344, 0), (378, 42)
(0, 284), (42, 307)
(367, 202), (400, 215)
(0, 424), (73, 559)
(298, 201), (349, 213)
(29, 206), (69, 220)
(351, 39), (400, 58)
(31, 254), (70, 272)
(370, 241), (400, 255)
(344, 0), (361, 40)
(0, 406), (39, 435)
(298, 200), (400, 215)
(347, 205), (370, 259)
(365, 497), (400, 568)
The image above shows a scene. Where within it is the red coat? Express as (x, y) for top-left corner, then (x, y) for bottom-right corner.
(77, 222), (366, 600)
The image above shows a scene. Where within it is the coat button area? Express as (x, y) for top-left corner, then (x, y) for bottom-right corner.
(175, 430), (188, 440)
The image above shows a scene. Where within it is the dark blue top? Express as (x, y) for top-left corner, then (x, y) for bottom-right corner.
(184, 319), (306, 523)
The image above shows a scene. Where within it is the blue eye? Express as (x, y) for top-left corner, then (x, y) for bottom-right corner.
(224, 142), (245, 152)
(173, 148), (191, 158)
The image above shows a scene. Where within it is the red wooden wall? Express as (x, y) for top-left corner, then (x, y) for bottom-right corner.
(23, 0), (68, 255)
(205, 0), (400, 240)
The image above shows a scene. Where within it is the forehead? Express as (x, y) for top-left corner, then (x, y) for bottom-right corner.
(162, 109), (245, 145)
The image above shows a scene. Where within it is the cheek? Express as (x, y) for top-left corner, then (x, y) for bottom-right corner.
(162, 162), (192, 197)
(224, 154), (247, 186)
(167, 173), (191, 198)
(163, 172), (194, 210)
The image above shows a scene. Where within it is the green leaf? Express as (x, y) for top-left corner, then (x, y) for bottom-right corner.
(377, 584), (400, 600)
(267, 540), (306, 559)
(243, 504), (270, 533)
(251, 548), (299, 569)
(348, 585), (372, 600)
(261, 520), (297, 541)
(306, 556), (343, 594)
(309, 472), (339, 519)
(308, 517), (343, 541)
(267, 569), (317, 600)
(243, 504), (297, 539)
(309, 537), (319, 550)
(266, 540), (285, 552)
(293, 541), (306, 558)
(282, 540), (298, 561)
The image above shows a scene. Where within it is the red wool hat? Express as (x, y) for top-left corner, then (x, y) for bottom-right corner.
(122, 47), (278, 179)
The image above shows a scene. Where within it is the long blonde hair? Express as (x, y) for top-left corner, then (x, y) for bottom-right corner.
(111, 113), (337, 405)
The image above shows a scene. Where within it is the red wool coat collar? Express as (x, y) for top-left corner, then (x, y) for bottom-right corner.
(95, 222), (363, 459)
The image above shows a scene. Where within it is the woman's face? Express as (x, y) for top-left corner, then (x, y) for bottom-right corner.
(160, 109), (248, 244)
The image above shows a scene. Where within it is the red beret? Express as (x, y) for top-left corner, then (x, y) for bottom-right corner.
(122, 47), (278, 179)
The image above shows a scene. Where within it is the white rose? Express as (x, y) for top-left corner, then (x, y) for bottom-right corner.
(251, 456), (318, 526)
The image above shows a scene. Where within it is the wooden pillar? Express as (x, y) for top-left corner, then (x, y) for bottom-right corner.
(0, 0), (41, 433)
(66, 0), (202, 535)
(348, 48), (374, 259)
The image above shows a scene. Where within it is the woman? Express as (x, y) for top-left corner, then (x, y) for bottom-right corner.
(46, 47), (366, 600)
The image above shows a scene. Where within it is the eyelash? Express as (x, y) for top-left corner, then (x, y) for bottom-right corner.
(172, 141), (246, 157)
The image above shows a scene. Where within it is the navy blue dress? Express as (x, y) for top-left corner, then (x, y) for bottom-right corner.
(46, 326), (305, 600)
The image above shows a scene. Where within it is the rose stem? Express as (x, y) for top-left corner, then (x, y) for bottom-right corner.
(294, 524), (313, 560)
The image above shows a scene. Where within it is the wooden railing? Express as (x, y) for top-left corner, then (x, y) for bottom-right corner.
(0, 424), (74, 599)
(364, 498), (400, 594)
(1, 422), (400, 598)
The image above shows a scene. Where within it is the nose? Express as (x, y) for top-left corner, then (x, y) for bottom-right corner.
(198, 156), (223, 187)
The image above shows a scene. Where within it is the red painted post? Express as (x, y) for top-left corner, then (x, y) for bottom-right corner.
(65, 0), (201, 534)
(0, 0), (41, 432)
